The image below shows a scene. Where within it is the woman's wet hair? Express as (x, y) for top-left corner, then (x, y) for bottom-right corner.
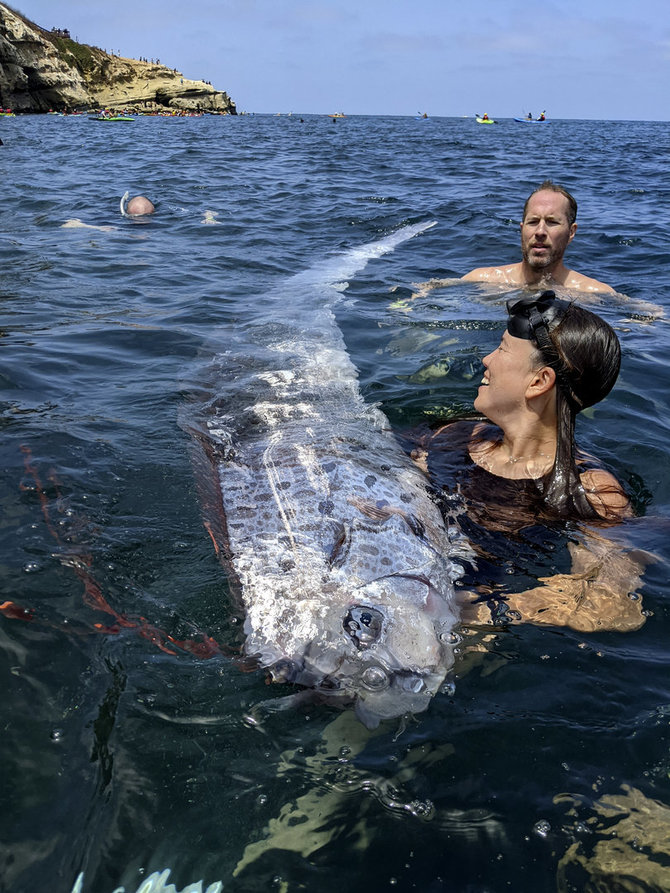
(508, 292), (622, 519)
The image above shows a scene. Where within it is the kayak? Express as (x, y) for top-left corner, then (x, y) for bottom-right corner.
(90, 116), (134, 122)
(476, 117), (497, 124)
(514, 117), (548, 123)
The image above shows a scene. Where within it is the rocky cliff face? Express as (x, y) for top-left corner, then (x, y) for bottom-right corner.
(0, 2), (236, 113)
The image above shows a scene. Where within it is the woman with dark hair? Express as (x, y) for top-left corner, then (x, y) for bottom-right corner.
(473, 291), (627, 521)
(410, 291), (646, 631)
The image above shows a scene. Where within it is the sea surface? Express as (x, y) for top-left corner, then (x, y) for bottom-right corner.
(2, 113), (670, 893)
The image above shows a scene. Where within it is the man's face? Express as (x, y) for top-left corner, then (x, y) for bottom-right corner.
(520, 190), (577, 271)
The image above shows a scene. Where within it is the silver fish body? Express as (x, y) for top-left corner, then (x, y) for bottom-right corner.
(187, 223), (464, 728)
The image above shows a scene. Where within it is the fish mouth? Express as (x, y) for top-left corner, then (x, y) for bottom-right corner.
(340, 601), (449, 728)
(353, 670), (440, 729)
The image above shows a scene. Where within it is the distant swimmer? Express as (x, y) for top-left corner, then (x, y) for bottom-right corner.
(120, 192), (156, 218)
(64, 197), (218, 231)
(201, 209), (221, 225)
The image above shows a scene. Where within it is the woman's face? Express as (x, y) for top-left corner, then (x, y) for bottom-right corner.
(474, 331), (541, 423)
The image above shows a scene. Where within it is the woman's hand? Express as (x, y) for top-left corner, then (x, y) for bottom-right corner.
(459, 537), (652, 633)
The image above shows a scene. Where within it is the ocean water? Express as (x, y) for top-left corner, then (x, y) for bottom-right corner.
(1, 113), (670, 893)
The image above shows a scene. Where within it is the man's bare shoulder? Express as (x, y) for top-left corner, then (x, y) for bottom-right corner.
(563, 269), (615, 294)
(461, 263), (523, 284)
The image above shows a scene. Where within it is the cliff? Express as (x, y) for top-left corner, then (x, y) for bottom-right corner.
(0, 2), (236, 113)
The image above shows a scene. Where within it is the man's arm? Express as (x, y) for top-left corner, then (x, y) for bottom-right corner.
(461, 264), (527, 286)
(409, 265), (520, 298)
(61, 218), (116, 232)
(407, 277), (458, 299)
(461, 266), (498, 281)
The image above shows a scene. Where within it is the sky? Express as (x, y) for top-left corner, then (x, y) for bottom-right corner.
(10, 0), (670, 119)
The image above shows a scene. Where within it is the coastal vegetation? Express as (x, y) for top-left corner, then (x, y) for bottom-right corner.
(47, 35), (98, 76)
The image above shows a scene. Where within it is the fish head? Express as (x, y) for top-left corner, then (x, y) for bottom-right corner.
(287, 573), (459, 729)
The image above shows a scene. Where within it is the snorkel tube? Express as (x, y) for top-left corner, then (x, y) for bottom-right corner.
(120, 191), (131, 218)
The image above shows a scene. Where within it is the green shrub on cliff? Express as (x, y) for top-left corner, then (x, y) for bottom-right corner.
(49, 36), (102, 78)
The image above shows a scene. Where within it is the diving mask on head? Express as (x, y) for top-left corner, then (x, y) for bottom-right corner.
(506, 290), (572, 353)
(507, 291), (583, 409)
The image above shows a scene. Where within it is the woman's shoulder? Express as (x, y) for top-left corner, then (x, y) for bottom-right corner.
(579, 466), (632, 521)
(402, 417), (486, 481)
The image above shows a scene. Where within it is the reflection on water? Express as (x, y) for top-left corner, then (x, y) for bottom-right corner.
(556, 786), (670, 892)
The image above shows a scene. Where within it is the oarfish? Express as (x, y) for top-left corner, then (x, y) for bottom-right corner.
(184, 222), (465, 728)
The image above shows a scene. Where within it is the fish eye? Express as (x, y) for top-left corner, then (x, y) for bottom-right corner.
(344, 605), (384, 650)
(361, 665), (389, 690)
